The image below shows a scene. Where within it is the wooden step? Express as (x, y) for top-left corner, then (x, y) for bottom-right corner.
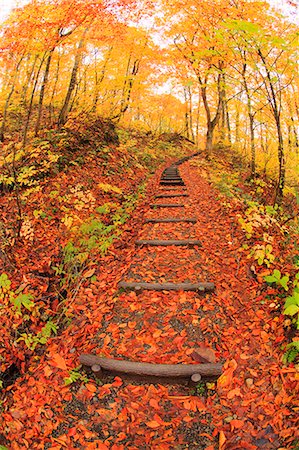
(150, 204), (185, 208)
(135, 239), (202, 247)
(155, 194), (189, 198)
(160, 181), (185, 186)
(80, 354), (222, 380)
(144, 218), (197, 224)
(118, 281), (214, 292)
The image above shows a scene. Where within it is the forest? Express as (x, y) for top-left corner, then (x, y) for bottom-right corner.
(0, 0), (298, 449)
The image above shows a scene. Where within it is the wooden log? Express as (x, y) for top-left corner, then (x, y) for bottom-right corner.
(79, 354), (223, 378)
(118, 281), (215, 292)
(155, 194), (189, 198)
(145, 218), (197, 224)
(160, 187), (188, 191)
(160, 181), (185, 185)
(150, 204), (185, 208)
(135, 239), (202, 247)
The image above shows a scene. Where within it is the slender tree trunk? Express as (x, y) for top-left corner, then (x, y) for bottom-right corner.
(58, 28), (88, 127)
(200, 69), (225, 153)
(49, 52), (61, 125)
(92, 46), (113, 113)
(225, 101), (231, 144)
(35, 49), (53, 136)
(22, 54), (46, 148)
(235, 106), (240, 144)
(195, 90), (201, 146)
(242, 64), (256, 178)
(0, 56), (23, 142)
(184, 87), (190, 139)
(114, 57), (140, 121)
(276, 117), (285, 202)
(21, 54), (38, 107)
(257, 48), (285, 203)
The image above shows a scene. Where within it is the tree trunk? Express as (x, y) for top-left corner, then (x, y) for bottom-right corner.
(49, 52), (61, 125)
(92, 46), (113, 113)
(200, 68), (225, 154)
(242, 63), (255, 178)
(22, 54), (46, 148)
(58, 28), (88, 127)
(0, 56), (23, 142)
(275, 117), (285, 203)
(35, 49), (53, 136)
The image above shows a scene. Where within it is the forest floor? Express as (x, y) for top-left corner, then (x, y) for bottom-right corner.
(0, 143), (298, 449)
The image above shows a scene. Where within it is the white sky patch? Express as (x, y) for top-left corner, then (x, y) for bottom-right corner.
(0, 0), (28, 22)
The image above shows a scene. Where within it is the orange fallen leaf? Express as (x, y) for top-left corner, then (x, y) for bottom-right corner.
(227, 387), (242, 399)
(83, 268), (96, 278)
(85, 383), (97, 393)
(43, 365), (53, 377)
(146, 420), (160, 429)
(50, 353), (67, 371)
(230, 419), (245, 429)
(219, 431), (226, 449)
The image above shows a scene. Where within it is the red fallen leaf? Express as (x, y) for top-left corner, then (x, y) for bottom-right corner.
(191, 346), (216, 364)
(230, 419), (245, 429)
(112, 377), (123, 387)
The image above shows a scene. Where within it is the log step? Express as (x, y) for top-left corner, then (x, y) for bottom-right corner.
(160, 187), (188, 191)
(135, 239), (202, 246)
(80, 354), (222, 378)
(160, 182), (185, 186)
(144, 218), (197, 224)
(155, 194), (189, 198)
(118, 281), (215, 292)
(150, 204), (185, 208)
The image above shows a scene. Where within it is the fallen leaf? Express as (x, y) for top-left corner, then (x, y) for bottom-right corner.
(191, 346), (216, 363)
(146, 420), (160, 429)
(50, 353), (67, 371)
(83, 268), (96, 278)
(219, 431), (226, 449)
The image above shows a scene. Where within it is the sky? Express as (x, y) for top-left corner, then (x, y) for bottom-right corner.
(0, 0), (298, 23)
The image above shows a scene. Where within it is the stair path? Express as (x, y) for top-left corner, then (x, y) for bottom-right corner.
(80, 152), (220, 383)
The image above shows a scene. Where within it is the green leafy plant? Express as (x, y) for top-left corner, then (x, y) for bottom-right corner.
(0, 273), (35, 315)
(251, 243), (275, 267)
(64, 366), (88, 385)
(283, 290), (299, 329)
(17, 320), (58, 350)
(282, 341), (299, 364)
(264, 269), (290, 291)
(191, 381), (206, 396)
